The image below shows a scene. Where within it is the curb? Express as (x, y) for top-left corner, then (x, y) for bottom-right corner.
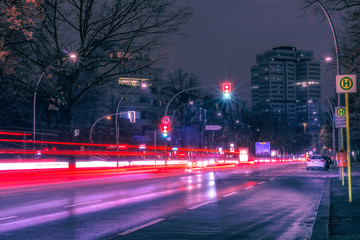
(311, 177), (330, 240)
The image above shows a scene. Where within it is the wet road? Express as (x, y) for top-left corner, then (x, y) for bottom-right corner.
(0, 163), (336, 239)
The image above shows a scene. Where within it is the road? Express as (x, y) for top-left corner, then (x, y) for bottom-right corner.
(0, 162), (336, 239)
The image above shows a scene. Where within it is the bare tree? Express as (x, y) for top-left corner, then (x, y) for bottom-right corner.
(302, 0), (360, 12)
(15, 0), (191, 135)
(163, 68), (204, 147)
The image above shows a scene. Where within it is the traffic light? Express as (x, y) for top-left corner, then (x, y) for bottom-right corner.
(161, 124), (168, 137)
(222, 82), (231, 99)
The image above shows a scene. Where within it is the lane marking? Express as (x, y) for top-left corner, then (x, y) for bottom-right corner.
(65, 200), (102, 208)
(188, 201), (214, 210)
(118, 218), (164, 236)
(129, 191), (151, 196)
(224, 192), (236, 197)
(258, 181), (266, 184)
(0, 216), (17, 221)
(244, 186), (253, 190)
(269, 178), (275, 181)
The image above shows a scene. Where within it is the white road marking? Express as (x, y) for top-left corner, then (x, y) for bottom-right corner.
(0, 216), (17, 221)
(269, 178), (275, 181)
(244, 186), (253, 190)
(129, 191), (151, 196)
(258, 181), (266, 184)
(65, 200), (102, 208)
(188, 201), (214, 210)
(118, 218), (164, 236)
(224, 192), (237, 197)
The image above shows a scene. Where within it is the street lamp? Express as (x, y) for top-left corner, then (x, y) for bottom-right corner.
(69, 53), (78, 62)
(316, 0), (343, 181)
(90, 112), (128, 143)
(303, 123), (307, 134)
(33, 53), (78, 142)
(33, 72), (45, 142)
(115, 82), (147, 144)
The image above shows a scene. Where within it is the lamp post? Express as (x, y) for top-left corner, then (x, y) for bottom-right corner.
(115, 83), (147, 144)
(164, 85), (216, 117)
(33, 53), (78, 143)
(316, 0), (343, 181)
(90, 112), (128, 143)
(33, 72), (45, 142)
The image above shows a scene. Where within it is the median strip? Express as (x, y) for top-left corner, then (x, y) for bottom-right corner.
(118, 218), (164, 236)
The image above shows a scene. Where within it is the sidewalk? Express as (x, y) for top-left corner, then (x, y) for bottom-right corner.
(312, 162), (360, 240)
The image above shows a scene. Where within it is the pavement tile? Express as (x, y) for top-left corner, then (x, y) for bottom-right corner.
(327, 164), (360, 240)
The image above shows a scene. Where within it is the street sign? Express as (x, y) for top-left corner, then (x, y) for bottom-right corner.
(336, 75), (357, 93)
(255, 142), (270, 155)
(334, 106), (346, 128)
(161, 116), (171, 125)
(205, 125), (222, 131)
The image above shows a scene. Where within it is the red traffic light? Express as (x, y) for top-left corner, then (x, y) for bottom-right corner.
(222, 82), (232, 99)
(161, 124), (169, 137)
(162, 125), (168, 133)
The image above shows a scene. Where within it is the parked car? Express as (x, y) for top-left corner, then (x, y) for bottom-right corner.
(306, 154), (326, 170)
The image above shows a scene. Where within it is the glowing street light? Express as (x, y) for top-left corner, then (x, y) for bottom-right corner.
(33, 52), (78, 142)
(325, 56), (333, 62)
(69, 53), (78, 63)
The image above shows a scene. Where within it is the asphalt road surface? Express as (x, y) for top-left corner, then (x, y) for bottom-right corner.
(0, 163), (336, 239)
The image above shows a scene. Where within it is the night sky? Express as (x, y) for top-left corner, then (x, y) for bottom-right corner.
(169, 0), (340, 104)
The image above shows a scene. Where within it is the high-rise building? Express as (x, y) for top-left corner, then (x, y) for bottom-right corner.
(251, 46), (321, 131)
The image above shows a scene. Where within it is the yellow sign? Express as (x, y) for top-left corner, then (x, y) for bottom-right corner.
(336, 75), (357, 93)
(337, 108), (345, 116)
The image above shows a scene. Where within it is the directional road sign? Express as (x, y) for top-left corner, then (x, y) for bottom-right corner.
(255, 142), (270, 155)
(205, 125), (222, 131)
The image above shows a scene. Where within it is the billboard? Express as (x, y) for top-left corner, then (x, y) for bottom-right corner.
(239, 148), (249, 162)
(255, 142), (270, 155)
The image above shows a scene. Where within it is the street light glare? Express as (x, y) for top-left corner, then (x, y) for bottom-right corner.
(69, 53), (78, 62)
(325, 56), (332, 62)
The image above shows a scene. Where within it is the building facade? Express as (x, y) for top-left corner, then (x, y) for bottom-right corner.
(251, 46), (321, 131)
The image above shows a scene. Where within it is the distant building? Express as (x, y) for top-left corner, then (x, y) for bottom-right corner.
(90, 44), (165, 145)
(251, 46), (321, 132)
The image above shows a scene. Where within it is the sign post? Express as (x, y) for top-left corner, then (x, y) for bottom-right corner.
(336, 74), (357, 202)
